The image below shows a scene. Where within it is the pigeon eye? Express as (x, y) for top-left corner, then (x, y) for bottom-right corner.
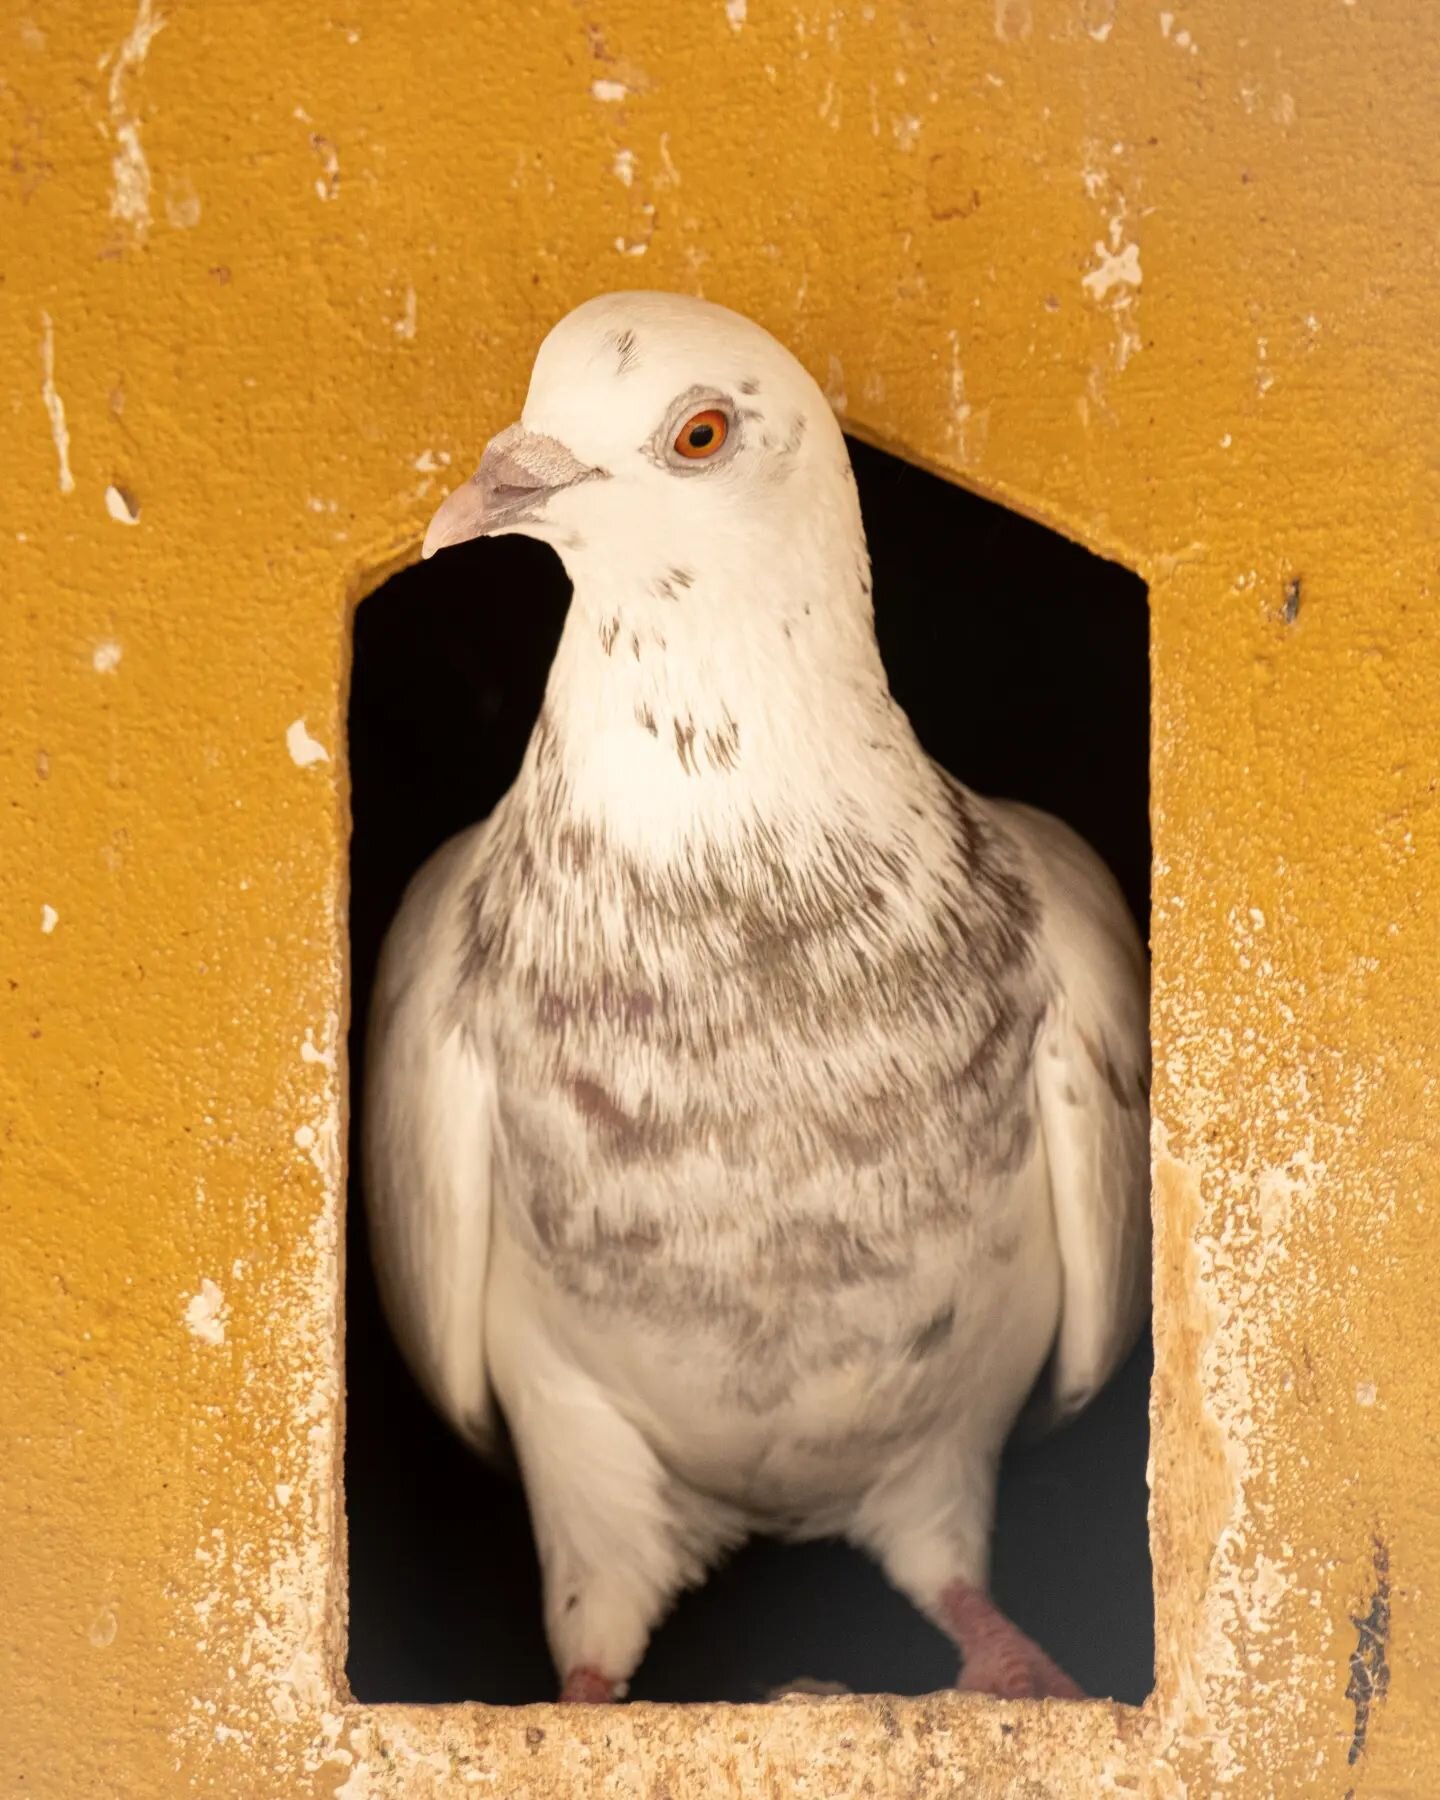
(673, 409), (729, 460)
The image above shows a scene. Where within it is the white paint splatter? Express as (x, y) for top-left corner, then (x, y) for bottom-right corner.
(1159, 9), (1174, 33)
(612, 147), (636, 187)
(725, 0), (747, 27)
(393, 285), (417, 340)
(892, 114), (922, 151)
(88, 1607), (119, 1649)
(286, 719), (329, 767)
(184, 1278), (228, 1347)
(591, 78), (628, 102)
(41, 904), (58, 935)
(412, 449), (450, 473)
(613, 236), (649, 257)
(104, 484), (140, 525)
(1355, 1381), (1377, 1407)
(39, 313), (75, 496)
(1090, 20), (1113, 39)
(101, 0), (164, 241)
(1081, 239), (1142, 299)
(92, 641), (123, 673)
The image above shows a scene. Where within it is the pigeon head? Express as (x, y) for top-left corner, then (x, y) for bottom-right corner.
(422, 292), (860, 593)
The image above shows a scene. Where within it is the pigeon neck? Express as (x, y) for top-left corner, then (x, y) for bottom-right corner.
(517, 540), (928, 858)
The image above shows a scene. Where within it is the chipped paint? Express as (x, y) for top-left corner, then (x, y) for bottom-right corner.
(184, 1279), (228, 1346)
(100, 0), (164, 241)
(39, 313), (75, 496)
(1082, 238), (1143, 300)
(592, 78), (629, 101)
(286, 719), (329, 767)
(104, 484), (140, 524)
(40, 904), (58, 934)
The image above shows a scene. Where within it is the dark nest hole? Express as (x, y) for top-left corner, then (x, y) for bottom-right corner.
(344, 439), (1153, 1706)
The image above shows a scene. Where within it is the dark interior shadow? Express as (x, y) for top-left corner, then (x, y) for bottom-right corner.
(345, 439), (1153, 1706)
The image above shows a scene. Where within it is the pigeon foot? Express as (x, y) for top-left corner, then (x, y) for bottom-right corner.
(938, 1579), (1085, 1701)
(559, 1665), (619, 1703)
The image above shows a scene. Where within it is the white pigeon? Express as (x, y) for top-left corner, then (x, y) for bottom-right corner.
(365, 290), (1149, 1703)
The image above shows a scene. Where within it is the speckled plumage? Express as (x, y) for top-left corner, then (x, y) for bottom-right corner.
(365, 292), (1150, 1698)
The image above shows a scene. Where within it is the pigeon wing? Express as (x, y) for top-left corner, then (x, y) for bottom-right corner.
(994, 800), (1151, 1430)
(363, 823), (499, 1456)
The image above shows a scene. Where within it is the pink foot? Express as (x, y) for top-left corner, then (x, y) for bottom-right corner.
(559, 1665), (618, 1703)
(939, 1580), (1086, 1701)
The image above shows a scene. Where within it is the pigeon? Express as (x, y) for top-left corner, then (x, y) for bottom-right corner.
(364, 290), (1150, 1704)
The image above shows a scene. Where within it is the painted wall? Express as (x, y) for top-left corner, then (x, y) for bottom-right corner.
(2, 1), (1435, 1793)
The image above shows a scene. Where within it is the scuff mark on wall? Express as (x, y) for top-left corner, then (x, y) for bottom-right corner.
(1345, 1536), (1390, 1767)
(100, 0), (164, 242)
(39, 313), (75, 496)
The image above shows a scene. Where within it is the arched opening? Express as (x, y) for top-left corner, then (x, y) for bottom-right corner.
(345, 439), (1152, 1705)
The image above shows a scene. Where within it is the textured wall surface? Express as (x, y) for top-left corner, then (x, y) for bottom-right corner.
(2, 1), (1436, 1794)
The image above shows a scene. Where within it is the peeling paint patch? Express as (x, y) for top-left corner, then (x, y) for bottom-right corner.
(39, 313), (75, 496)
(40, 904), (58, 935)
(100, 0), (164, 241)
(286, 719), (329, 767)
(104, 483), (140, 525)
(184, 1278), (228, 1346)
(92, 641), (123, 673)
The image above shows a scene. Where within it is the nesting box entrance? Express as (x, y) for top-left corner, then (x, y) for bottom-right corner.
(344, 441), (1152, 1704)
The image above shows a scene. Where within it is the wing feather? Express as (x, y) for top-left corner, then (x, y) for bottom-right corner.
(362, 823), (498, 1455)
(993, 800), (1151, 1429)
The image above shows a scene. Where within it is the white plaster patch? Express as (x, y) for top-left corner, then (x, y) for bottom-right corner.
(1081, 239), (1142, 299)
(612, 147), (636, 187)
(725, 0), (747, 28)
(92, 640), (123, 673)
(286, 719), (329, 767)
(39, 312), (75, 496)
(104, 484), (140, 525)
(184, 1278), (228, 1347)
(100, 0), (164, 241)
(591, 78), (628, 101)
(41, 904), (58, 935)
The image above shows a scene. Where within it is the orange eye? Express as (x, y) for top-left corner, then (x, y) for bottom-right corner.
(674, 408), (729, 459)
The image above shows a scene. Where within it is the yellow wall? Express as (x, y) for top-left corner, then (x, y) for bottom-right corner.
(3, 1), (1436, 1793)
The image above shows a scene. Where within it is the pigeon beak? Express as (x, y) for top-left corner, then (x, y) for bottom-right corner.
(421, 425), (603, 559)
